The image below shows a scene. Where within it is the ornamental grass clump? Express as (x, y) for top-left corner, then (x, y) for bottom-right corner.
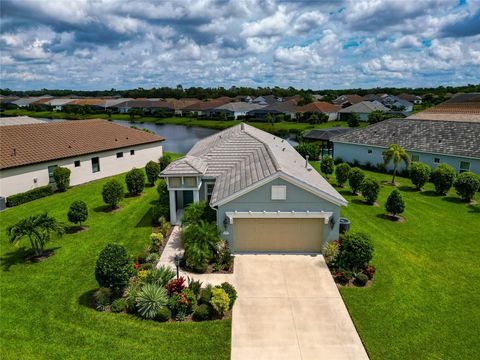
(136, 283), (169, 319)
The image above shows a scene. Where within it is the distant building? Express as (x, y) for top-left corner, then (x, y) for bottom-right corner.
(297, 101), (340, 121)
(0, 116), (46, 126)
(408, 93), (480, 122)
(398, 93), (422, 104)
(212, 102), (266, 119)
(332, 94), (363, 107)
(0, 120), (164, 198)
(338, 100), (389, 121)
(302, 127), (355, 158)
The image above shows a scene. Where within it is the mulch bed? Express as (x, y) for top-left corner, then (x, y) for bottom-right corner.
(67, 225), (89, 234)
(382, 214), (406, 223)
(334, 278), (373, 288)
(382, 181), (400, 187)
(25, 250), (55, 263)
(151, 226), (174, 259)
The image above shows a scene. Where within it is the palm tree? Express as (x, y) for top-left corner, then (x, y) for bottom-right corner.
(383, 144), (410, 185)
(7, 213), (65, 256)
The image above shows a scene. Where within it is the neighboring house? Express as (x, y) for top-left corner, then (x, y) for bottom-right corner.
(113, 100), (175, 114)
(212, 102), (266, 119)
(398, 93), (422, 104)
(12, 97), (44, 108)
(338, 100), (390, 121)
(407, 93), (480, 122)
(0, 120), (164, 198)
(247, 101), (299, 119)
(0, 116), (46, 126)
(331, 118), (480, 174)
(302, 127), (355, 158)
(161, 123), (347, 253)
(67, 98), (106, 110)
(332, 94), (363, 107)
(182, 98), (231, 116)
(252, 95), (278, 105)
(363, 94), (383, 102)
(381, 95), (413, 112)
(297, 101), (340, 121)
(48, 98), (76, 111)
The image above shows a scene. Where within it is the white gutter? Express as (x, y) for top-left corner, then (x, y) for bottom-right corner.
(225, 210), (333, 224)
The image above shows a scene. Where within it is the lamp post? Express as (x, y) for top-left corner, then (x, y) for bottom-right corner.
(174, 255), (181, 279)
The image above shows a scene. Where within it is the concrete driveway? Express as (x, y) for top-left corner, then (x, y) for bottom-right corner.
(231, 254), (369, 360)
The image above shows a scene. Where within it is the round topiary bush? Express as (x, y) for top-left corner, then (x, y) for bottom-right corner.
(335, 162), (351, 187)
(53, 166), (71, 192)
(360, 177), (380, 205)
(220, 282), (237, 308)
(348, 167), (365, 195)
(159, 154), (172, 171)
(125, 168), (146, 196)
(210, 288), (230, 316)
(385, 189), (405, 217)
(192, 304), (210, 321)
(156, 306), (172, 322)
(454, 172), (480, 202)
(102, 179), (124, 209)
(67, 200), (88, 226)
(320, 156), (334, 178)
(199, 285), (213, 305)
(145, 161), (161, 186)
(337, 232), (374, 272)
(354, 273), (369, 287)
(431, 163), (456, 195)
(95, 244), (132, 293)
(409, 162), (431, 190)
(111, 298), (127, 313)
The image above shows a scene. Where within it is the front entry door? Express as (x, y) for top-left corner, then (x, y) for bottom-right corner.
(183, 190), (194, 208)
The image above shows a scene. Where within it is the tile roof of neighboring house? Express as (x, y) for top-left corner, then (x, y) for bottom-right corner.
(363, 94), (383, 102)
(113, 100), (175, 110)
(339, 100), (389, 113)
(332, 118), (480, 158)
(31, 98), (52, 105)
(298, 101), (340, 113)
(407, 112), (480, 122)
(253, 95), (278, 105)
(407, 94), (480, 122)
(303, 127), (355, 141)
(167, 98), (201, 110)
(162, 123), (347, 206)
(442, 93), (480, 104)
(332, 94), (363, 105)
(12, 97), (42, 106)
(103, 98), (133, 107)
(214, 102), (266, 112)
(68, 98), (105, 106)
(398, 93), (422, 102)
(0, 116), (46, 126)
(182, 98), (231, 111)
(250, 101), (299, 113)
(0, 119), (164, 170)
(48, 98), (76, 106)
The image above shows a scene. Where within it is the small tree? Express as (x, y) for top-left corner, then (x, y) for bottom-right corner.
(385, 189), (405, 217)
(335, 162), (351, 187)
(182, 221), (221, 271)
(294, 143), (320, 160)
(346, 113), (360, 127)
(102, 179), (124, 209)
(409, 162), (431, 190)
(95, 244), (131, 293)
(145, 161), (161, 186)
(454, 172), (480, 202)
(159, 154), (172, 171)
(337, 232), (373, 271)
(361, 177), (380, 204)
(383, 144), (410, 184)
(181, 201), (217, 226)
(348, 167), (365, 195)
(368, 111), (385, 124)
(431, 164), (456, 195)
(125, 168), (145, 196)
(320, 156), (334, 178)
(67, 200), (88, 226)
(53, 167), (71, 192)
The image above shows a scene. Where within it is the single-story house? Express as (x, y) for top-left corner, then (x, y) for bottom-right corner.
(331, 118), (480, 174)
(0, 119), (164, 198)
(11, 97), (46, 108)
(113, 100), (175, 114)
(247, 101), (299, 119)
(398, 94), (422, 104)
(212, 102), (266, 119)
(338, 100), (390, 121)
(381, 95), (413, 112)
(161, 123), (347, 253)
(302, 127), (355, 158)
(332, 94), (363, 107)
(407, 93), (480, 122)
(48, 98), (76, 111)
(297, 101), (340, 121)
(252, 95), (278, 105)
(181, 98), (231, 116)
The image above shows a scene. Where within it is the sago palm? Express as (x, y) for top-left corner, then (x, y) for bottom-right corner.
(383, 144), (410, 184)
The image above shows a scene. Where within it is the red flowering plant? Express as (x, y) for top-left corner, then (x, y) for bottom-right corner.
(166, 277), (186, 295)
(363, 264), (376, 279)
(133, 262), (139, 270)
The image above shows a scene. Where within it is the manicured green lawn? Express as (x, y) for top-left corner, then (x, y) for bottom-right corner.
(0, 166), (230, 359)
(311, 163), (480, 360)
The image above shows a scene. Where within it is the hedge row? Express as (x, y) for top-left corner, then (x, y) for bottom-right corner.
(6, 185), (53, 207)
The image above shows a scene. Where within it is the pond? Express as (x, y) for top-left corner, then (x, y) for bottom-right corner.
(40, 118), (298, 154)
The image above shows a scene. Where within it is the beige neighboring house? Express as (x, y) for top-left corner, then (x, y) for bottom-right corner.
(0, 119), (164, 198)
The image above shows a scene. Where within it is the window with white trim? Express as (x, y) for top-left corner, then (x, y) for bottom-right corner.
(169, 177), (181, 187)
(460, 161), (470, 172)
(271, 185), (287, 200)
(184, 177), (196, 187)
(206, 183), (214, 201)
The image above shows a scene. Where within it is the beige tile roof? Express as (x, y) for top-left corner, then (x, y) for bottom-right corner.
(0, 119), (164, 170)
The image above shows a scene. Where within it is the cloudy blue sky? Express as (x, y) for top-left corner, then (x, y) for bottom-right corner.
(1, 0), (479, 90)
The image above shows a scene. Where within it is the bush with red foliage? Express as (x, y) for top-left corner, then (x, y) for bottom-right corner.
(166, 277), (186, 295)
(363, 264), (376, 279)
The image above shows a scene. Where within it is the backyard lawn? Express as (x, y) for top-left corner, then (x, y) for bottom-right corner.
(311, 163), (480, 360)
(0, 160), (230, 360)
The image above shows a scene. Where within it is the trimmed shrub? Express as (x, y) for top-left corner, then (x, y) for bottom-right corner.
(360, 177), (380, 204)
(95, 244), (131, 293)
(220, 282), (237, 308)
(126, 168), (145, 195)
(409, 162), (431, 190)
(192, 304), (210, 321)
(53, 167), (71, 192)
(181, 201), (217, 226)
(385, 189), (405, 216)
(6, 185), (53, 207)
(136, 283), (169, 319)
(346, 113), (360, 127)
(156, 306), (171, 322)
(168, 292), (190, 318)
(294, 143), (320, 160)
(363, 264), (376, 279)
(111, 298), (127, 313)
(188, 278), (203, 298)
(320, 156), (334, 178)
(431, 164), (456, 195)
(67, 200), (88, 226)
(210, 288), (230, 316)
(182, 288), (197, 314)
(93, 287), (111, 311)
(158, 217), (171, 237)
(153, 180), (170, 223)
(146, 253), (159, 264)
(354, 273), (369, 287)
(149, 232), (164, 253)
(338, 232), (374, 272)
(102, 179), (124, 208)
(199, 285), (213, 304)
(454, 172), (480, 202)
(145, 160), (161, 186)
(348, 167), (365, 194)
(182, 222), (221, 271)
(159, 153), (172, 171)
(335, 162), (350, 187)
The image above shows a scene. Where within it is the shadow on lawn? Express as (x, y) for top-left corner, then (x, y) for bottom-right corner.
(0, 246), (61, 271)
(442, 196), (464, 204)
(78, 288), (96, 309)
(419, 190), (438, 197)
(468, 204), (480, 213)
(398, 185), (417, 193)
(136, 207), (153, 228)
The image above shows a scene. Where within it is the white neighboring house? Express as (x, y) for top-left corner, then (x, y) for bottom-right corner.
(0, 119), (164, 198)
(338, 100), (390, 121)
(212, 102), (266, 119)
(48, 98), (76, 111)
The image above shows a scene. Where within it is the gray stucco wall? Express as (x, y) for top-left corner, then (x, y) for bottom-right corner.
(333, 142), (480, 174)
(216, 177), (341, 252)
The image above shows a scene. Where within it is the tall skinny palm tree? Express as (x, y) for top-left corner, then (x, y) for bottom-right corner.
(383, 144), (410, 185)
(7, 213), (65, 256)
